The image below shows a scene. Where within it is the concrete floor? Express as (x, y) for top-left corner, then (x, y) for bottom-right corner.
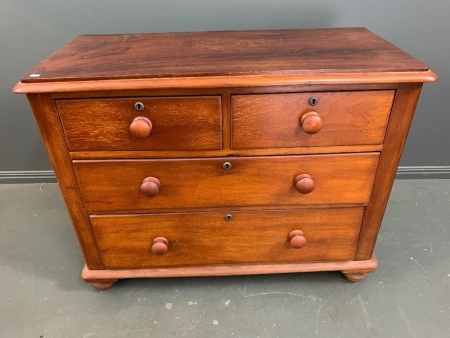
(0, 180), (449, 337)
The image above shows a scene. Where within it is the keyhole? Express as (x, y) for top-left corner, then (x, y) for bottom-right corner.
(308, 97), (319, 106)
(223, 162), (232, 170)
(134, 102), (145, 111)
(225, 214), (233, 221)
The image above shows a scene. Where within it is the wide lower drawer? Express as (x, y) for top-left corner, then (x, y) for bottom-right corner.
(74, 153), (379, 212)
(231, 90), (394, 149)
(91, 208), (364, 269)
(56, 96), (222, 151)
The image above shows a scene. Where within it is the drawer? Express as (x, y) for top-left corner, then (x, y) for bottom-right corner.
(74, 153), (379, 212)
(56, 96), (222, 151)
(91, 208), (364, 269)
(231, 90), (394, 149)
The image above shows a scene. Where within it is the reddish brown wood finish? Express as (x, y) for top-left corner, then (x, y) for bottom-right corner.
(151, 237), (169, 255)
(20, 28), (429, 83)
(56, 96), (222, 151)
(81, 256), (378, 284)
(92, 281), (117, 291)
(300, 112), (323, 134)
(73, 153), (379, 212)
(288, 230), (307, 249)
(355, 83), (424, 260)
(70, 144), (384, 160)
(294, 174), (316, 194)
(139, 177), (161, 197)
(26, 94), (102, 269)
(42, 83), (404, 99)
(231, 91), (394, 149)
(221, 93), (232, 150)
(13, 71), (437, 94)
(14, 29), (436, 289)
(129, 116), (152, 139)
(90, 208), (363, 269)
(342, 272), (366, 282)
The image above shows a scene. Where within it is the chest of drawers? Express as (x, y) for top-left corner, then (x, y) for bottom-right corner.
(14, 28), (437, 290)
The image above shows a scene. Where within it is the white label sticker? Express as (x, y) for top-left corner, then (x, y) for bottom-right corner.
(29, 74), (41, 78)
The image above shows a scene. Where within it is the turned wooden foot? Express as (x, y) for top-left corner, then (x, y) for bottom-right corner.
(342, 271), (366, 282)
(91, 281), (117, 291)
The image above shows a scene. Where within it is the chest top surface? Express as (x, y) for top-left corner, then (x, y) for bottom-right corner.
(20, 27), (430, 83)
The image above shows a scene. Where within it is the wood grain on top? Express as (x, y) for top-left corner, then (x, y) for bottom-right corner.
(21, 28), (428, 83)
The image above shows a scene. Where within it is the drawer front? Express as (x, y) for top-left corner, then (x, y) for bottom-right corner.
(56, 96), (222, 151)
(74, 153), (379, 212)
(91, 208), (364, 268)
(231, 90), (394, 149)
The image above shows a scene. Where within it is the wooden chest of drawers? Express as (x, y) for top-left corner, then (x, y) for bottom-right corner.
(14, 28), (437, 290)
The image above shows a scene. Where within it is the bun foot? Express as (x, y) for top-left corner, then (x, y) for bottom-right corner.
(342, 272), (366, 282)
(91, 281), (117, 291)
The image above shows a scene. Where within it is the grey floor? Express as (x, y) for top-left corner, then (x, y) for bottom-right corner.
(0, 180), (449, 337)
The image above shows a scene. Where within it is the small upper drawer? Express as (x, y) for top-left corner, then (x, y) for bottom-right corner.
(56, 96), (222, 151)
(231, 90), (394, 149)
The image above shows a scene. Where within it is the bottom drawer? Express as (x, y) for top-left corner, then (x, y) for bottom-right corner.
(91, 208), (364, 269)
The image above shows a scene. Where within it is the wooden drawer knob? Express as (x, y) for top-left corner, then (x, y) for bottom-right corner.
(289, 230), (307, 249)
(152, 237), (169, 255)
(300, 111), (323, 134)
(294, 174), (315, 194)
(130, 116), (152, 138)
(140, 177), (161, 197)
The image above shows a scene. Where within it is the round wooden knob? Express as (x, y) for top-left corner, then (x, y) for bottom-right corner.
(294, 174), (315, 194)
(130, 116), (152, 138)
(140, 177), (161, 197)
(289, 230), (307, 249)
(152, 237), (169, 255)
(300, 111), (322, 134)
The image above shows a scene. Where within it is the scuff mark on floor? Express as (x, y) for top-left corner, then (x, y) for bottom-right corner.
(397, 306), (417, 338)
(180, 311), (204, 336)
(357, 294), (373, 331)
(24, 272), (35, 314)
(410, 257), (426, 271)
(299, 289), (338, 336)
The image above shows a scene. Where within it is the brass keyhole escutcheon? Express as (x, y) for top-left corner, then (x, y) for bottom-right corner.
(308, 97), (319, 106)
(134, 102), (145, 111)
(223, 162), (232, 170)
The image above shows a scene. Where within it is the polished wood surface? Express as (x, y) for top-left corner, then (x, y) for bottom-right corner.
(57, 96), (222, 151)
(74, 153), (379, 212)
(300, 111), (323, 134)
(70, 144), (384, 160)
(13, 71), (437, 94)
(26, 94), (102, 269)
(20, 28), (428, 83)
(232, 90), (394, 149)
(288, 230), (307, 249)
(151, 237), (169, 255)
(82, 255), (378, 281)
(139, 177), (161, 197)
(90, 208), (363, 269)
(43, 83), (403, 99)
(129, 116), (152, 139)
(355, 83), (423, 260)
(15, 29), (436, 288)
(342, 272), (367, 282)
(294, 174), (316, 194)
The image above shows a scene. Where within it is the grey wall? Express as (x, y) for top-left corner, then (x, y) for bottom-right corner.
(1, 0), (449, 180)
